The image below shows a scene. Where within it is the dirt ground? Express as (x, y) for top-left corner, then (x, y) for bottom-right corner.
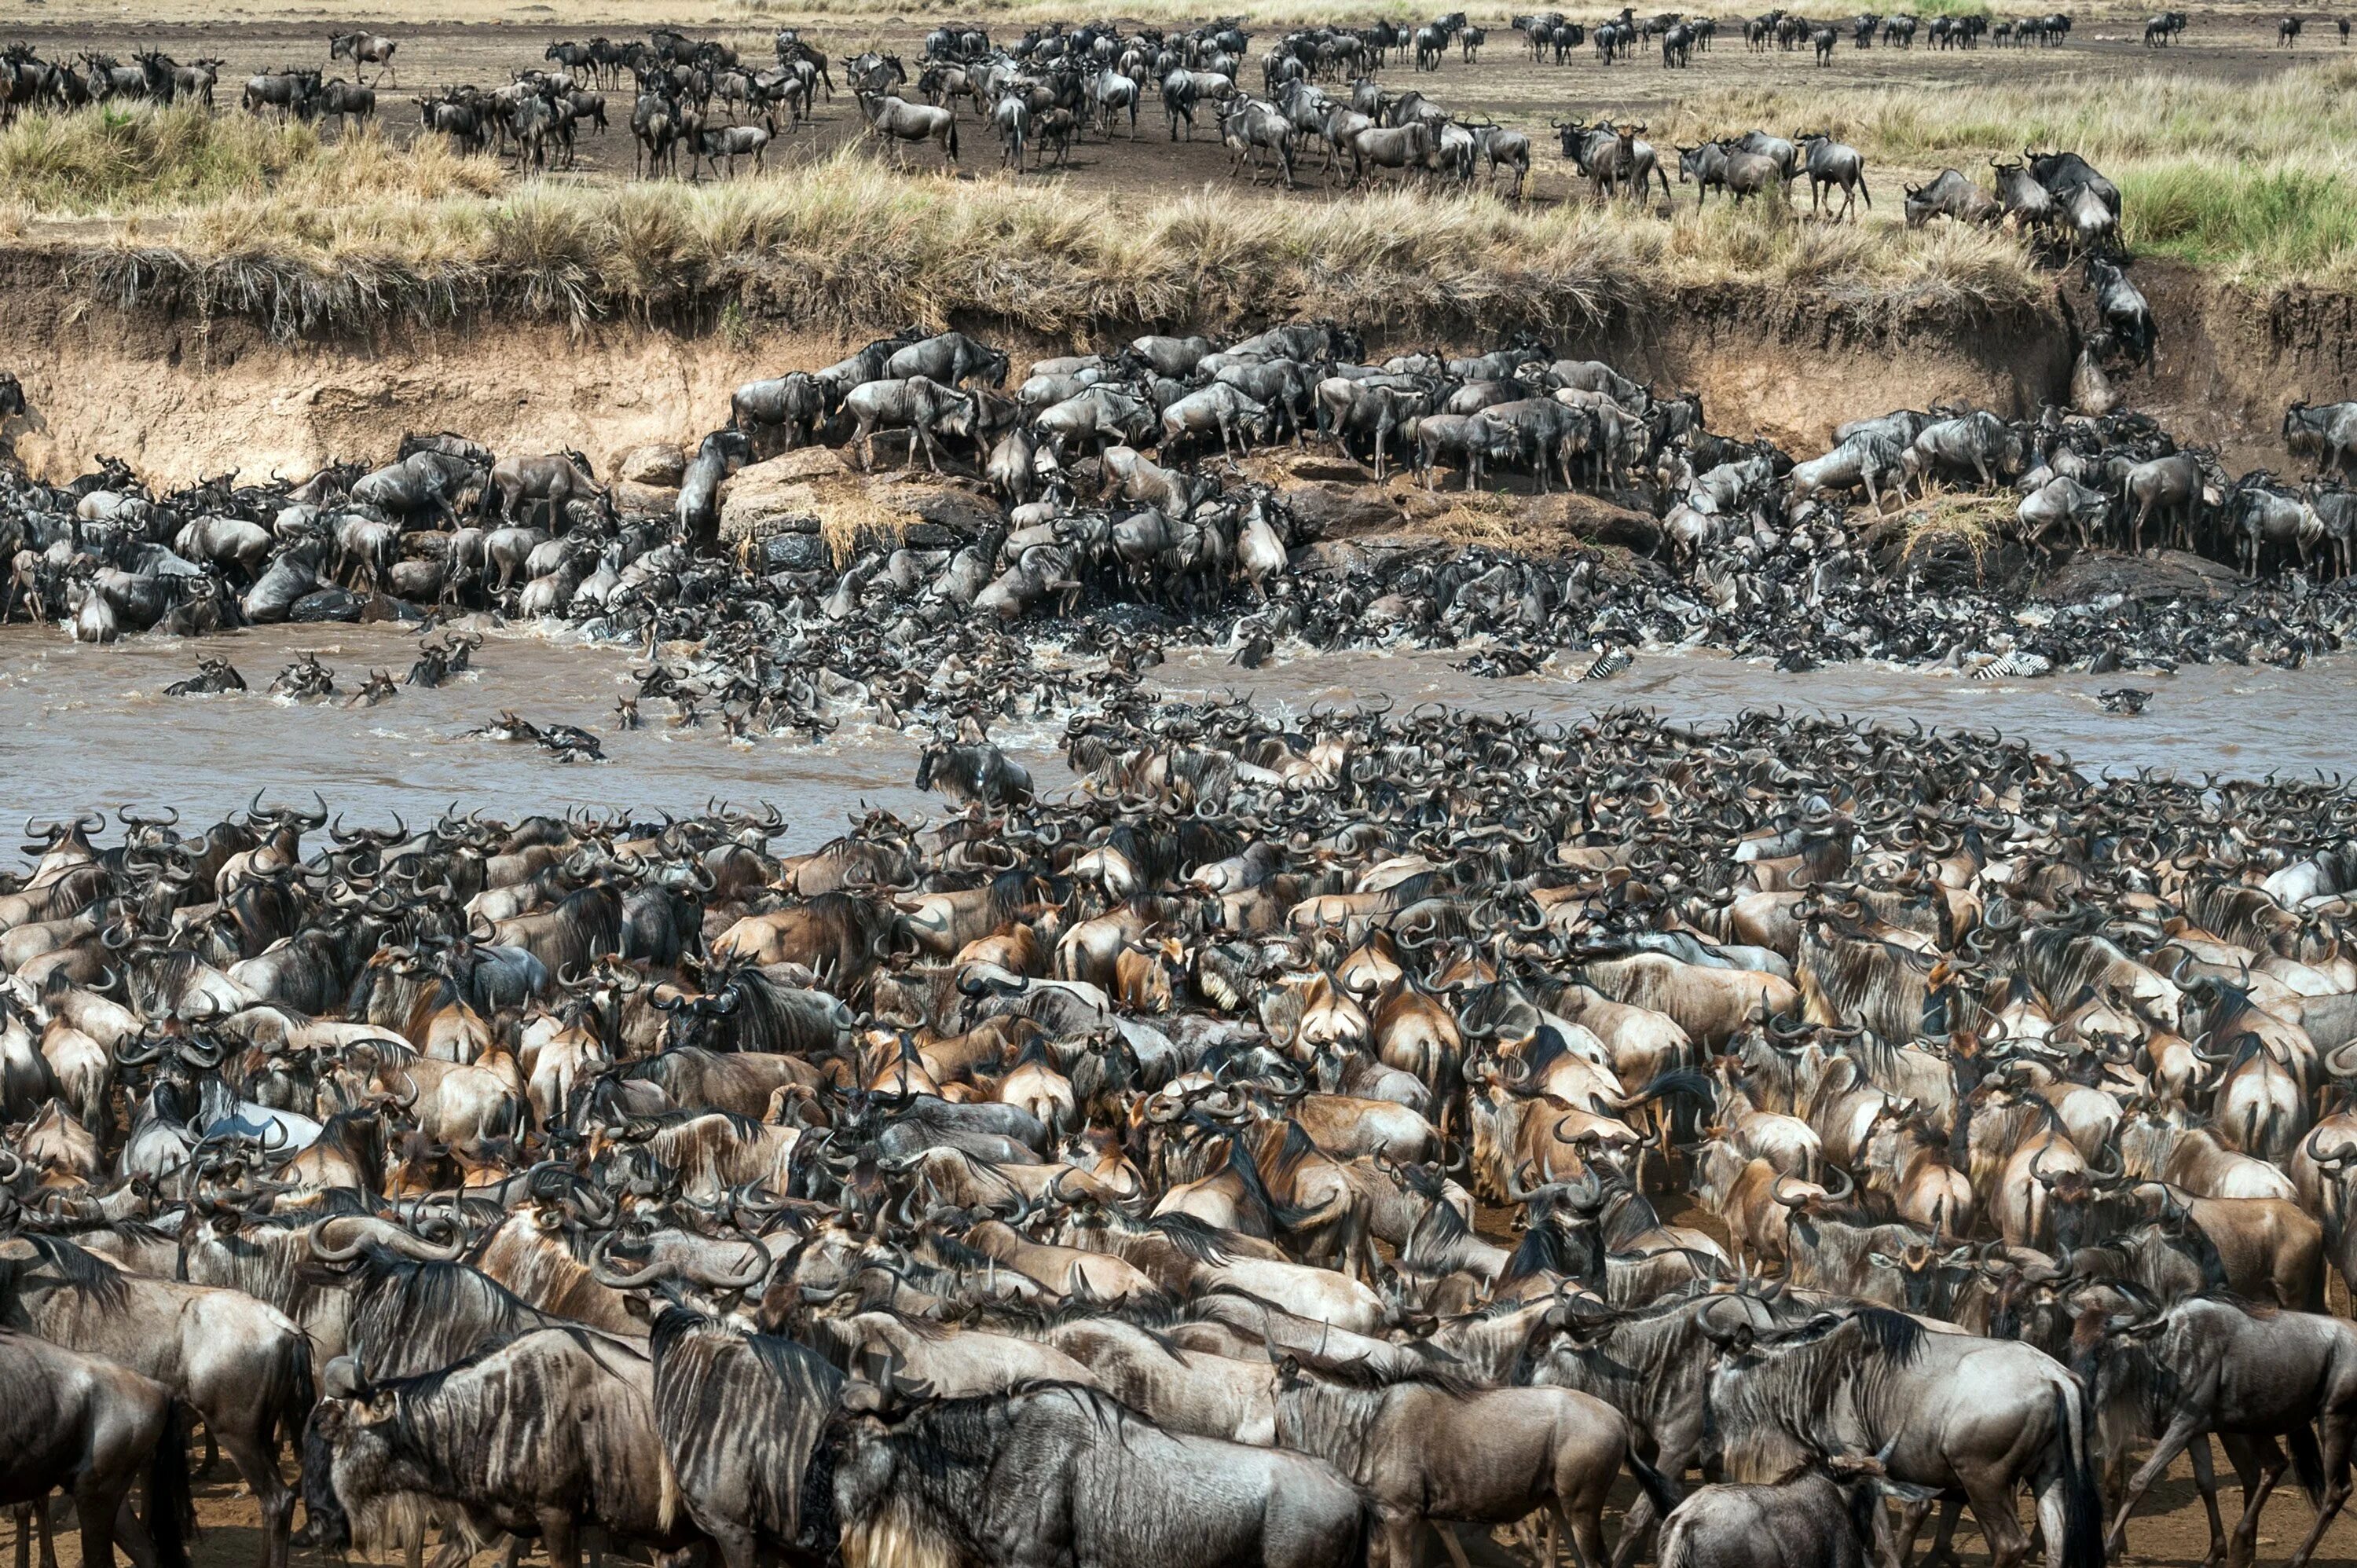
(1, 2), (2350, 207)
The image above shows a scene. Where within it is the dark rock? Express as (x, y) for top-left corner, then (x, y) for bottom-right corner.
(2040, 548), (2244, 603)
(1281, 481), (1402, 538)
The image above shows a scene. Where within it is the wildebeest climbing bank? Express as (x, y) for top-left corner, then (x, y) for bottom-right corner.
(4, 0), (2357, 1565)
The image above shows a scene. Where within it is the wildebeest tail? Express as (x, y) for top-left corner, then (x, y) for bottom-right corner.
(1624, 1445), (1682, 1519)
(948, 118), (959, 159)
(2290, 1421), (2328, 1508)
(2055, 1383), (2104, 1568)
(147, 1401), (195, 1568)
(273, 1332), (319, 1449)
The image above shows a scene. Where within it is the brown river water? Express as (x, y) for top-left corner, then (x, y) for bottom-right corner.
(2, 621), (2349, 848)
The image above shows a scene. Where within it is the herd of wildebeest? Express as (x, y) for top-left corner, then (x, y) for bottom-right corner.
(0, 3), (2349, 186)
(17, 672), (2357, 1568)
(5, 287), (2357, 680)
(10, 11), (2357, 1566)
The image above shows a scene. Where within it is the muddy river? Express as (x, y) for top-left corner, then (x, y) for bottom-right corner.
(2, 620), (2347, 835)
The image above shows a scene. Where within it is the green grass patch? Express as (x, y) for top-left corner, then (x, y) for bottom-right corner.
(2119, 159), (2357, 283)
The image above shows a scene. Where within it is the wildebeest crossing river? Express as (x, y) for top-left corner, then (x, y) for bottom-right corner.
(6, 621), (2353, 836)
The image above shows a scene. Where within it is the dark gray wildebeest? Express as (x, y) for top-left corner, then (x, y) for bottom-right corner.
(858, 91), (958, 167)
(2119, 449), (2210, 549)
(1408, 412), (1514, 490)
(830, 1382), (1372, 1568)
(692, 124), (772, 178)
(677, 427), (753, 544)
(1812, 23), (1838, 60)
(1036, 385), (1157, 463)
(1675, 141), (1729, 201)
(2086, 256), (2155, 368)
(313, 78), (375, 131)
(1555, 119), (1671, 201)
(0, 1235), (310, 1568)
(1901, 409), (2025, 495)
(1991, 156), (2058, 231)
(993, 93), (1028, 167)
(1226, 98), (1300, 186)
(1089, 66), (1141, 137)
(302, 1331), (697, 1568)
(0, 1330), (190, 1568)
(1468, 121), (1533, 199)
(1215, 357), (1317, 441)
(242, 69), (320, 119)
(2017, 474), (2113, 554)
(731, 372), (827, 453)
(1473, 398), (1592, 493)
(1161, 384), (1274, 459)
(647, 1307), (842, 1568)
(1681, 143), (1783, 206)
(1700, 1307), (2103, 1568)
(1788, 430), (1905, 509)
(488, 450), (608, 523)
(2281, 13), (2304, 43)
(1903, 167), (2000, 226)
(350, 449), (478, 522)
(1318, 376), (1439, 481)
(172, 57), (224, 108)
(1160, 68), (1233, 140)
(2143, 9), (2189, 42)
(2224, 475), (2325, 576)
(916, 737), (1035, 809)
(1273, 1353), (1661, 1568)
(1731, 130), (1799, 187)
(1795, 132), (1869, 220)
(844, 377), (978, 474)
(2027, 148), (2121, 220)
(328, 31), (397, 82)
(2284, 399), (2357, 477)
(886, 330), (1011, 389)
(2081, 1295), (2357, 1568)
(1340, 119), (1430, 188)
(1656, 1445), (1937, 1568)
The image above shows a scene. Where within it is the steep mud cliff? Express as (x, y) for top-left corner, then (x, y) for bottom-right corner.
(0, 244), (2335, 486)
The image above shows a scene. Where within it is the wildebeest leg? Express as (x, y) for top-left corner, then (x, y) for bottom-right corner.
(2107, 1411), (2209, 1557)
(2181, 1435), (2233, 1567)
(218, 1424), (295, 1568)
(71, 1489), (117, 1568)
(2218, 1433), (2287, 1568)
(1373, 1512), (1420, 1568)
(1959, 1468), (2033, 1568)
(2285, 1415), (2355, 1568)
(537, 1511), (580, 1568)
(1437, 1523), (1478, 1568)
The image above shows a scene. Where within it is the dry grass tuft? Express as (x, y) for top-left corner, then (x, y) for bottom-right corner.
(49, 145), (2047, 341)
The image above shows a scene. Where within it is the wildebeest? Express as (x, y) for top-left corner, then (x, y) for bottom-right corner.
(830, 1382), (1373, 1568)
(328, 32), (397, 82)
(1795, 133), (1870, 221)
(858, 91), (959, 167)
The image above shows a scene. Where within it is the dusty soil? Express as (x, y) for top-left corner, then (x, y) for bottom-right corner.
(0, 4), (2348, 208)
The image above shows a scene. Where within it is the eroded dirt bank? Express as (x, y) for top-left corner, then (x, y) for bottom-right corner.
(0, 244), (2066, 485)
(2, 246), (2348, 485)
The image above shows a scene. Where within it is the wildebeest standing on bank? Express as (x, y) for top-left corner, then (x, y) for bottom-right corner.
(828, 1382), (1373, 1568)
(858, 91), (959, 168)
